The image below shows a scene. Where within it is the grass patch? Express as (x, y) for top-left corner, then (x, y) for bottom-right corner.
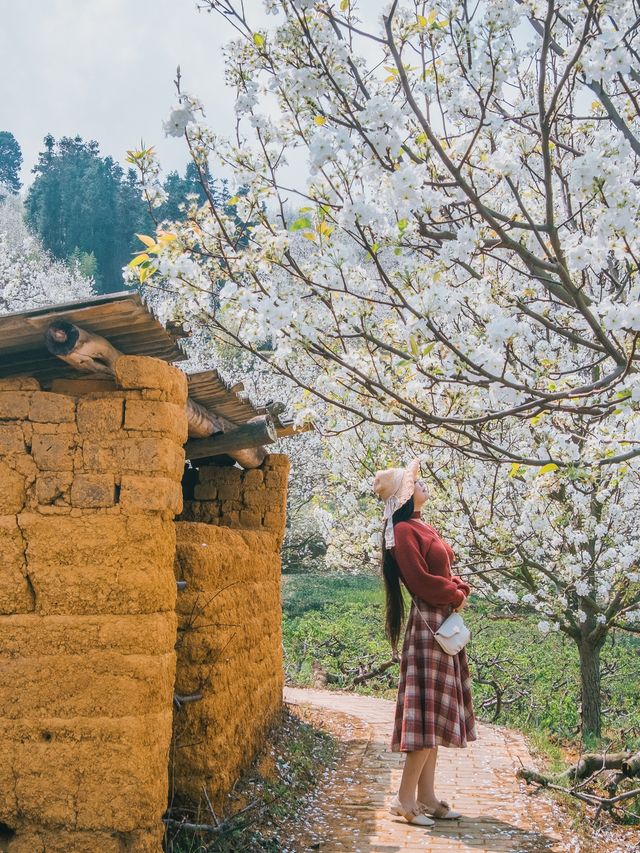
(165, 707), (340, 852)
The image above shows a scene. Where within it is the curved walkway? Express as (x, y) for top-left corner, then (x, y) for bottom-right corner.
(284, 686), (571, 853)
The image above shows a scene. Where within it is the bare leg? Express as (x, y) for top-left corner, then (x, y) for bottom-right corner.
(397, 748), (432, 810)
(417, 745), (441, 807)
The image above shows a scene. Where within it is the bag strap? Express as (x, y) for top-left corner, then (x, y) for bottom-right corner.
(407, 591), (453, 637)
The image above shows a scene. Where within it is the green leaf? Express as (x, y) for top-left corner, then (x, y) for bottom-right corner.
(290, 216), (313, 232)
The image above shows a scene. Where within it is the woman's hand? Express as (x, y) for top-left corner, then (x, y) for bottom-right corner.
(453, 596), (468, 613)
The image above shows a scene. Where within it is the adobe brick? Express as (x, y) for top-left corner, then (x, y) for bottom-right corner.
(70, 474), (116, 508)
(29, 391), (76, 423)
(31, 434), (76, 471)
(0, 391), (31, 419)
(120, 475), (183, 515)
(114, 355), (188, 405)
(124, 400), (188, 444)
(0, 424), (26, 455)
(35, 472), (73, 506)
(0, 461), (26, 513)
(77, 397), (124, 434)
(0, 376), (40, 391)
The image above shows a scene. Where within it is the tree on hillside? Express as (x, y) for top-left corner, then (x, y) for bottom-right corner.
(25, 135), (236, 294)
(0, 131), (22, 196)
(25, 134), (152, 294)
(160, 161), (211, 222)
(127, 0), (640, 739)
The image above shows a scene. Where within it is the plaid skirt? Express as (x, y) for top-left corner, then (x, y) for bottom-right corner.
(391, 597), (478, 751)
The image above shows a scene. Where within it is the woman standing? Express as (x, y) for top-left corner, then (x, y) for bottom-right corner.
(373, 459), (477, 828)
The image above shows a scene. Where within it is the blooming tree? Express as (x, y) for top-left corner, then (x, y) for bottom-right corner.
(422, 440), (640, 739)
(0, 196), (93, 313)
(127, 0), (640, 738)
(131, 0), (640, 471)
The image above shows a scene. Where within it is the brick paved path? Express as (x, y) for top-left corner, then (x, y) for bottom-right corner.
(285, 687), (572, 853)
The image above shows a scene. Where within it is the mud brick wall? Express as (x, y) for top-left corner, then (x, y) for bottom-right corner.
(172, 455), (289, 813)
(180, 453), (290, 548)
(0, 356), (187, 853)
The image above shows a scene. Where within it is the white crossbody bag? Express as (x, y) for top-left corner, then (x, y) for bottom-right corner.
(409, 595), (471, 656)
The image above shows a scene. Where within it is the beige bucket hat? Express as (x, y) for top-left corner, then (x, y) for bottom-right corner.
(373, 458), (420, 548)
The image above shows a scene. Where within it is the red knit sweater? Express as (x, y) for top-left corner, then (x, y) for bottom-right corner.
(390, 512), (470, 608)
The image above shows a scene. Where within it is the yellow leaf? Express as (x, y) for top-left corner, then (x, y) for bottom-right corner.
(253, 32), (265, 47)
(428, 9), (438, 23)
(138, 265), (157, 284)
(302, 231), (317, 242)
(538, 463), (559, 476)
(228, 196), (240, 205)
(157, 231), (177, 242)
(530, 412), (545, 426)
(417, 14), (427, 27)
(340, 0), (349, 10)
(508, 463), (523, 478)
(128, 253), (150, 268)
(136, 234), (156, 249)
(314, 115), (327, 126)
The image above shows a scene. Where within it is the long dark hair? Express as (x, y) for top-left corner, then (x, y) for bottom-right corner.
(381, 496), (415, 654)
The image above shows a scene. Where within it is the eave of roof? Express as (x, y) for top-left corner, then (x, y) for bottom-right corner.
(0, 291), (291, 429)
(0, 291), (186, 383)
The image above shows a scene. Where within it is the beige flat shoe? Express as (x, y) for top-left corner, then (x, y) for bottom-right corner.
(389, 796), (435, 826)
(418, 798), (462, 819)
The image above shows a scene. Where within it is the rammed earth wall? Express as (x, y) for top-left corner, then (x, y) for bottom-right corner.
(0, 356), (289, 850)
(0, 356), (188, 853)
(172, 455), (289, 813)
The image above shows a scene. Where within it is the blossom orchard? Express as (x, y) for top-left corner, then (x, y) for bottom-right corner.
(0, 196), (93, 313)
(126, 0), (640, 738)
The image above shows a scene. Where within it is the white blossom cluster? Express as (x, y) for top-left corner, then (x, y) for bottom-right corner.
(0, 197), (93, 313)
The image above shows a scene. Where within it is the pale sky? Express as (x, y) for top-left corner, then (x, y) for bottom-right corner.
(0, 0), (271, 188)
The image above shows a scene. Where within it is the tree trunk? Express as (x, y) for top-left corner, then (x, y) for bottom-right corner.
(577, 635), (604, 740)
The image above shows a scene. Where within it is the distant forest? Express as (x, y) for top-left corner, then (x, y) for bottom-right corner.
(0, 130), (231, 294)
